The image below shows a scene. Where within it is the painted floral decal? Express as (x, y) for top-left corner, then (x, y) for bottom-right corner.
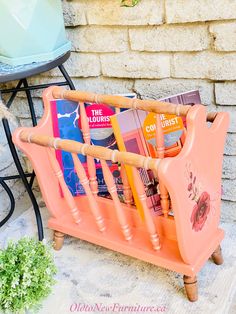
(190, 191), (211, 231)
(186, 165), (211, 232)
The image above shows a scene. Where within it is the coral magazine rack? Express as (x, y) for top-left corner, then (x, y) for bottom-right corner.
(13, 86), (229, 302)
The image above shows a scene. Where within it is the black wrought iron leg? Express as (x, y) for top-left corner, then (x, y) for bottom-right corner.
(2, 118), (44, 241)
(0, 178), (15, 227)
(22, 79), (37, 126)
(21, 79), (37, 188)
(29, 172), (36, 188)
(4, 80), (24, 109)
(58, 64), (76, 90)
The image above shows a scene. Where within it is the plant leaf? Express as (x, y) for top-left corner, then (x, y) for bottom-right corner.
(121, 0), (141, 7)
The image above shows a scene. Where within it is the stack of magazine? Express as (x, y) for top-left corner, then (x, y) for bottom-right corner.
(50, 89), (201, 217)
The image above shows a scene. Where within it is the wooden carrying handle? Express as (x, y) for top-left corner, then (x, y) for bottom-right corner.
(20, 131), (161, 173)
(52, 86), (217, 122)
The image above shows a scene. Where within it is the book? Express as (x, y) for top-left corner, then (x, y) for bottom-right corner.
(50, 93), (136, 197)
(110, 90), (201, 218)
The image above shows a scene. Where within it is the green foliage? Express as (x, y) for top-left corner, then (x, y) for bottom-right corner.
(121, 0), (141, 7)
(0, 238), (57, 313)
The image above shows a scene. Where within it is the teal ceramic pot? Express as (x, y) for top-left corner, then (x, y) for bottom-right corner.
(0, 0), (71, 66)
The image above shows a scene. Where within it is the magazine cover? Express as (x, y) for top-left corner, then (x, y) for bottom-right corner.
(138, 90), (201, 157)
(110, 90), (201, 217)
(50, 94), (136, 197)
(110, 109), (162, 218)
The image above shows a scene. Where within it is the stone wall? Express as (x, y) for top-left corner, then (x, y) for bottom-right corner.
(0, 0), (235, 221)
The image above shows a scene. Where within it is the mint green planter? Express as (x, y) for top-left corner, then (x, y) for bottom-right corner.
(0, 0), (71, 66)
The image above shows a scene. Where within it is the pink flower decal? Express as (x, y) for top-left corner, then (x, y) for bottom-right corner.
(190, 192), (210, 232)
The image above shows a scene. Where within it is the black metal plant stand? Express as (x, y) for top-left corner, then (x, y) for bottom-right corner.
(0, 51), (75, 240)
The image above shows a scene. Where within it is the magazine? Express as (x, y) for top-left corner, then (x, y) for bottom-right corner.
(50, 94), (136, 196)
(110, 90), (201, 217)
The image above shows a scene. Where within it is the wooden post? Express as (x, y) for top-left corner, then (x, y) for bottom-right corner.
(100, 159), (132, 241)
(72, 153), (106, 232)
(53, 231), (65, 251)
(52, 86), (217, 122)
(180, 127), (187, 146)
(52, 87), (191, 117)
(132, 167), (161, 250)
(211, 245), (223, 265)
(80, 101), (98, 195)
(19, 131), (162, 177)
(183, 275), (198, 302)
(47, 148), (81, 224)
(155, 114), (169, 218)
(120, 164), (133, 205)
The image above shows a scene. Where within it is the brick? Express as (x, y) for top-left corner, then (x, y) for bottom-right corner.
(67, 26), (128, 52)
(0, 161), (16, 177)
(222, 179), (236, 202)
(172, 52), (236, 80)
(10, 98), (44, 119)
(134, 79), (214, 106)
(165, 0), (236, 24)
(72, 77), (134, 94)
(0, 180), (25, 204)
(0, 125), (8, 146)
(225, 133), (236, 156)
(86, 0), (164, 25)
(15, 76), (134, 98)
(67, 52), (101, 77)
(216, 106), (236, 133)
(221, 200), (236, 222)
(215, 83), (236, 105)
(14, 77), (68, 98)
(0, 162), (22, 194)
(210, 22), (236, 51)
(0, 118), (19, 147)
(130, 25), (210, 52)
(62, 1), (87, 26)
(101, 52), (170, 78)
(0, 148), (14, 171)
(222, 156), (236, 180)
(19, 118), (37, 128)
(41, 52), (101, 78)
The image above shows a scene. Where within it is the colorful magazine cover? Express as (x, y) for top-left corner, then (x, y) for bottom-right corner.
(139, 90), (201, 157)
(110, 90), (201, 217)
(111, 109), (162, 217)
(50, 94), (136, 197)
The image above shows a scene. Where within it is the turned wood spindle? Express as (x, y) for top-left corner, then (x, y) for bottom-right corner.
(180, 127), (187, 146)
(132, 167), (161, 250)
(211, 245), (224, 265)
(20, 131), (162, 177)
(53, 231), (65, 251)
(72, 153), (106, 232)
(52, 86), (218, 122)
(155, 114), (170, 218)
(183, 275), (198, 302)
(47, 148), (81, 224)
(100, 159), (132, 241)
(120, 164), (133, 205)
(79, 101), (98, 195)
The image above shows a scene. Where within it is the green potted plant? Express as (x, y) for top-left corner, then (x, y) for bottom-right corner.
(0, 238), (57, 314)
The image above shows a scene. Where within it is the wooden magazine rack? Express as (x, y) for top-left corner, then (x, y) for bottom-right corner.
(13, 86), (229, 302)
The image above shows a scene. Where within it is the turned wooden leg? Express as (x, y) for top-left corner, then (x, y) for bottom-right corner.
(53, 231), (65, 251)
(211, 245), (223, 265)
(183, 275), (198, 302)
